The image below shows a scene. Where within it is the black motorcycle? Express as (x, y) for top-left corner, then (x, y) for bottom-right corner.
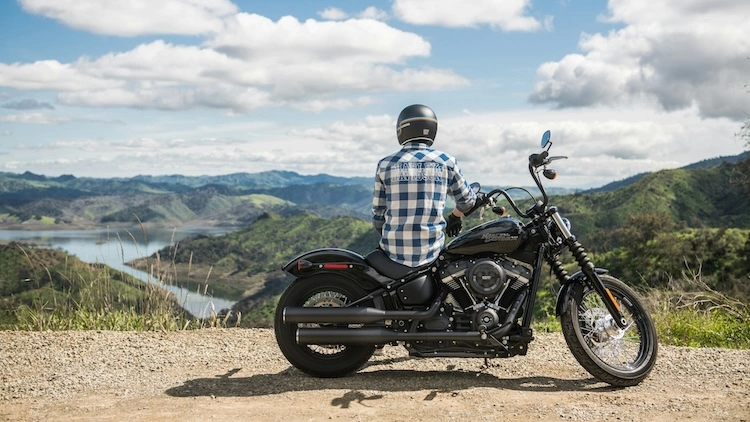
(274, 130), (658, 387)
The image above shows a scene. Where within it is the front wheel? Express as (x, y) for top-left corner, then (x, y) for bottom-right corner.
(560, 274), (658, 387)
(274, 273), (376, 378)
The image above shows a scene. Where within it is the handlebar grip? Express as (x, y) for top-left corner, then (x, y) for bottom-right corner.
(464, 193), (489, 216)
(529, 151), (549, 167)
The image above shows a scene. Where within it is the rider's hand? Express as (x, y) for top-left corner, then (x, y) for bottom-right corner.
(446, 213), (462, 237)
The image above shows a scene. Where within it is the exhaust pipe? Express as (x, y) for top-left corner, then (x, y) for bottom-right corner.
(283, 306), (440, 324)
(297, 328), (485, 344)
(295, 290), (529, 345)
(283, 294), (446, 324)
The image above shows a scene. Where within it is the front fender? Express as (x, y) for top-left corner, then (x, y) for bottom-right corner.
(555, 268), (609, 316)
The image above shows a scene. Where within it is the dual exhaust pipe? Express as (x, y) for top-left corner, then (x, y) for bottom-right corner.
(284, 291), (526, 345)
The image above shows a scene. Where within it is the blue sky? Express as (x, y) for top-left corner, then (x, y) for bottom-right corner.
(0, 0), (748, 189)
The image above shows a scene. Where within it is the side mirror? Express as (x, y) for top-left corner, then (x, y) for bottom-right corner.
(541, 130), (551, 148)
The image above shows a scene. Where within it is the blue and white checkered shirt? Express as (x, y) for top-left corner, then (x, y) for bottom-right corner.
(372, 142), (476, 267)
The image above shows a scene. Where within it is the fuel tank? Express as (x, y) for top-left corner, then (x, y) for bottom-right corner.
(445, 217), (526, 255)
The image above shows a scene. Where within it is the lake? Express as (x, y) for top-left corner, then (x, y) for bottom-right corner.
(0, 226), (237, 318)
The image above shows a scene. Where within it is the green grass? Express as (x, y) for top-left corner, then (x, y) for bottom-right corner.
(654, 308), (750, 348)
(647, 273), (750, 348)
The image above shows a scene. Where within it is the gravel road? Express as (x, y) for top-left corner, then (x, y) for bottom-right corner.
(1, 329), (748, 421)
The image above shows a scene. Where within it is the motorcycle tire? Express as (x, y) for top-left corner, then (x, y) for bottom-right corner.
(560, 274), (658, 387)
(274, 273), (376, 378)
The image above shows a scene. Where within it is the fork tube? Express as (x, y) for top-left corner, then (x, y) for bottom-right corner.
(548, 207), (628, 329)
(566, 238), (628, 329)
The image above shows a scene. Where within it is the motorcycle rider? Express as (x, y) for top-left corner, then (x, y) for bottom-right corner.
(372, 104), (477, 267)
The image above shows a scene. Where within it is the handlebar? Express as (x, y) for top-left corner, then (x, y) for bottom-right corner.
(464, 146), (566, 219)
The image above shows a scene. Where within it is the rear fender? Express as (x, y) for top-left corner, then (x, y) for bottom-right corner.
(555, 268), (609, 316)
(282, 248), (387, 290)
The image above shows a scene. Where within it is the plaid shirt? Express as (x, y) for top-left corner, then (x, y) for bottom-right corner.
(372, 142), (476, 267)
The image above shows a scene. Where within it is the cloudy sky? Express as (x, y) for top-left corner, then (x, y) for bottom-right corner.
(0, 0), (748, 189)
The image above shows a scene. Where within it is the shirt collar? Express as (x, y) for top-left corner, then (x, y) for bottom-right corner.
(401, 142), (431, 150)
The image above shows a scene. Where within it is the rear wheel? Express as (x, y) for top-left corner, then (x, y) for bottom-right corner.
(274, 273), (376, 377)
(560, 274), (658, 387)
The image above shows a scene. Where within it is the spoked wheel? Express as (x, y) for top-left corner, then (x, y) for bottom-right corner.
(560, 274), (658, 387)
(274, 273), (375, 377)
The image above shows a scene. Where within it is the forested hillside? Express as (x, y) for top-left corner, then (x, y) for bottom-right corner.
(550, 162), (750, 239)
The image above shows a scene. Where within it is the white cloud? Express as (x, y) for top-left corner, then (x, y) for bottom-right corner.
(529, 0), (750, 121)
(0, 15), (467, 112)
(319, 7), (389, 21)
(0, 113), (70, 124)
(18, 0), (238, 36)
(392, 0), (542, 31)
(359, 7), (389, 21)
(318, 8), (348, 21)
(438, 106), (741, 188)
(4, 105), (741, 188)
(208, 14), (430, 65)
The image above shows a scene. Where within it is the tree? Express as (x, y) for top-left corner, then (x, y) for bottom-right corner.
(732, 83), (750, 195)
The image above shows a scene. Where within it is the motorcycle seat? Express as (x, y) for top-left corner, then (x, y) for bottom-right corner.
(364, 249), (430, 280)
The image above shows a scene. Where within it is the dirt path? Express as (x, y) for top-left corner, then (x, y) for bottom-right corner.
(1, 329), (748, 421)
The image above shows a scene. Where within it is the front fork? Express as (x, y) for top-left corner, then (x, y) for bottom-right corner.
(549, 208), (628, 329)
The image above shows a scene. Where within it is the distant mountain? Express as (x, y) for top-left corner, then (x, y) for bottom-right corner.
(129, 170), (374, 190)
(1, 150), (747, 230)
(0, 170), (375, 228)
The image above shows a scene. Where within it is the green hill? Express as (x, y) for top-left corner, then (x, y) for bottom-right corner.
(550, 162), (750, 240)
(0, 243), (187, 329)
(130, 212), (380, 326)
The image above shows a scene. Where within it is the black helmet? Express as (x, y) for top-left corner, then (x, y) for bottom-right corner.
(396, 104), (438, 146)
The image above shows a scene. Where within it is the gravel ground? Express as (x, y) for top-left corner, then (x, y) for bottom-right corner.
(1, 329), (749, 421)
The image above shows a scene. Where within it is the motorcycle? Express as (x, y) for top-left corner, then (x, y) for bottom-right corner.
(274, 130), (658, 387)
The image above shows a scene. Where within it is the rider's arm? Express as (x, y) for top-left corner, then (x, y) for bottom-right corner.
(372, 170), (387, 233)
(448, 161), (477, 214)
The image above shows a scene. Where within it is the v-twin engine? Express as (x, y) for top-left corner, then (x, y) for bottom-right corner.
(437, 256), (532, 331)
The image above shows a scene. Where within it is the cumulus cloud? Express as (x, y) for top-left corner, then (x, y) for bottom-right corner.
(0, 9), (467, 113)
(1, 99), (54, 110)
(319, 7), (349, 21)
(436, 106), (742, 188)
(18, 0), (238, 36)
(0, 113), (70, 124)
(392, 0), (542, 31)
(319, 6), (388, 21)
(4, 104), (740, 187)
(529, 0), (750, 121)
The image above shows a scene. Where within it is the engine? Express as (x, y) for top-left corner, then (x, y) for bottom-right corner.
(437, 256), (531, 331)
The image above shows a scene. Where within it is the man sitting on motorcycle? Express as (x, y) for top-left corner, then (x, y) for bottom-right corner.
(372, 104), (477, 267)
